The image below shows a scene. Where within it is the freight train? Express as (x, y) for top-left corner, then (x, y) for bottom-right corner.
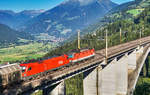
(0, 48), (95, 87)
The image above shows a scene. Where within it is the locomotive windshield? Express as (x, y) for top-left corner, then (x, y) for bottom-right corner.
(68, 54), (74, 58)
(21, 66), (26, 73)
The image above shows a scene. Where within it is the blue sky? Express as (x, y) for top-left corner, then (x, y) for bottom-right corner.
(0, 0), (133, 12)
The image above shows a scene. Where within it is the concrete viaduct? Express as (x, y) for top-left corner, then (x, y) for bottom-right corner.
(2, 36), (150, 95)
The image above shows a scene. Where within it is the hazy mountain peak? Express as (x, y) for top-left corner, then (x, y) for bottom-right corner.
(62, 0), (97, 6)
(0, 10), (15, 15)
(19, 9), (45, 14)
(62, 0), (112, 6)
(78, 0), (97, 6)
(0, 9), (44, 28)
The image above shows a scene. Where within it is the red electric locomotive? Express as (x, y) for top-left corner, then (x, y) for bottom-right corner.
(20, 54), (69, 77)
(20, 48), (95, 78)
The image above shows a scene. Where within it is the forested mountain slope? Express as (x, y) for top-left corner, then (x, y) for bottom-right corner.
(20, 0), (117, 39)
(0, 24), (33, 47)
(80, 0), (150, 37)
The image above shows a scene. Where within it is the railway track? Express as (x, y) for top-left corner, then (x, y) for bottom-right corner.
(2, 36), (150, 94)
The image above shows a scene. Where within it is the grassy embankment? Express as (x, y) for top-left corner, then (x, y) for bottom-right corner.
(127, 9), (144, 16)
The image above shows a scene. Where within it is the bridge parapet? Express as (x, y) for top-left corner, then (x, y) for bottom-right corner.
(128, 45), (150, 95)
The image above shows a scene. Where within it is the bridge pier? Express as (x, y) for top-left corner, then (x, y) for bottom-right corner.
(43, 81), (65, 95)
(98, 57), (128, 95)
(83, 67), (98, 95)
(99, 59), (118, 95)
(116, 55), (128, 95)
(83, 61), (107, 95)
(83, 56), (129, 95)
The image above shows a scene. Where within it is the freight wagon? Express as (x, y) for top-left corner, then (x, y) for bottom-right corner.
(0, 64), (21, 87)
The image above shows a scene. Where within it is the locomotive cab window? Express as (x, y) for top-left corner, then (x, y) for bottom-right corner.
(28, 67), (32, 71)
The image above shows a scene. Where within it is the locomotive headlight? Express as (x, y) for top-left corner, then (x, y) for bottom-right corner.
(22, 67), (26, 69)
(21, 66), (26, 73)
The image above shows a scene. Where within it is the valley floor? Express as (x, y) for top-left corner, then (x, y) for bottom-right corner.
(0, 42), (58, 64)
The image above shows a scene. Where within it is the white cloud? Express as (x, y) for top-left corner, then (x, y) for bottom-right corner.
(61, 29), (72, 34)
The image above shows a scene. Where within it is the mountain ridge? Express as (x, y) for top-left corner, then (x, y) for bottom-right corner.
(0, 23), (33, 47)
(0, 9), (45, 29)
(20, 0), (117, 40)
